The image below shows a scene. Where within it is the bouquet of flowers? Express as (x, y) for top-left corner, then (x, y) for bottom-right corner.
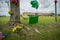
(8, 10), (13, 15)
(12, 25), (23, 32)
(11, 0), (18, 5)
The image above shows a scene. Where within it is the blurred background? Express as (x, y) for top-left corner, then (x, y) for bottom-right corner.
(0, 0), (60, 16)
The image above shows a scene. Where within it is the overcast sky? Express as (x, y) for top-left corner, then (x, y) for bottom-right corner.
(0, 0), (60, 16)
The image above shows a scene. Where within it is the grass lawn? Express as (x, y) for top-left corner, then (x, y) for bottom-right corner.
(0, 16), (60, 40)
(0, 17), (10, 24)
(0, 16), (60, 24)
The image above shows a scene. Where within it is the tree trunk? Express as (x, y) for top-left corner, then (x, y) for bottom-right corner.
(9, 0), (20, 24)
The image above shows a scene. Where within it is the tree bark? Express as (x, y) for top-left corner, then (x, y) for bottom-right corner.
(9, 0), (20, 24)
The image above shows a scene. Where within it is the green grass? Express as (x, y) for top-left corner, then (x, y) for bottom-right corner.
(21, 16), (60, 24)
(0, 17), (10, 24)
(0, 16), (60, 24)
(0, 16), (60, 40)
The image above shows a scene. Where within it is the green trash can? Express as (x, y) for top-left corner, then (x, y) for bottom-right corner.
(29, 15), (38, 24)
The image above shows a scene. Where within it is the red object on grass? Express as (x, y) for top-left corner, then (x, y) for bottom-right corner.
(11, 0), (18, 3)
(55, 0), (58, 3)
(0, 34), (3, 40)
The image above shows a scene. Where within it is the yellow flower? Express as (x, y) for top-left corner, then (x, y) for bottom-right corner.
(16, 26), (23, 29)
(12, 26), (23, 32)
(12, 27), (17, 32)
(8, 10), (13, 15)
